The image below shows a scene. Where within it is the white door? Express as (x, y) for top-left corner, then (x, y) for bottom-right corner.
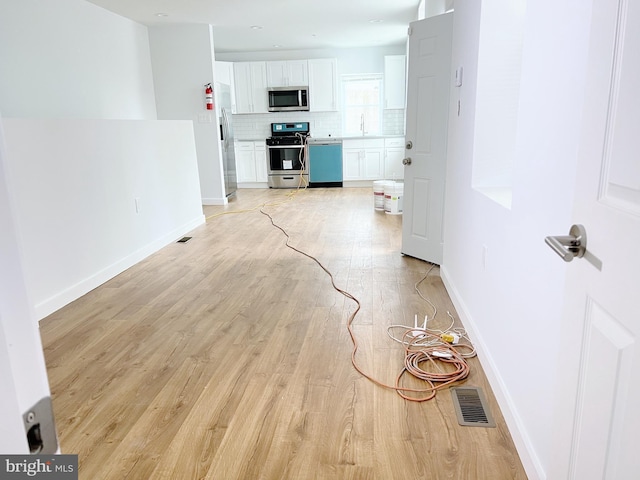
(550, 1), (640, 478)
(0, 119), (58, 454)
(401, 13), (453, 264)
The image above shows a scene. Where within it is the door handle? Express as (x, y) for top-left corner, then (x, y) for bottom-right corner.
(545, 224), (587, 262)
(402, 157), (412, 165)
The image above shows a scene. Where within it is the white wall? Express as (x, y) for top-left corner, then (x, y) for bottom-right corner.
(0, 0), (157, 120)
(441, 1), (593, 479)
(2, 119), (204, 319)
(0, 0), (207, 319)
(419, 0), (445, 18)
(471, 0), (526, 208)
(148, 25), (226, 205)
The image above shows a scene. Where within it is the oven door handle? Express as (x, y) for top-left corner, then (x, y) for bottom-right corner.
(267, 145), (304, 149)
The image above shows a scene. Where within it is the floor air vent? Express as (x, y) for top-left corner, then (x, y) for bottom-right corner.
(176, 236), (192, 243)
(451, 387), (496, 427)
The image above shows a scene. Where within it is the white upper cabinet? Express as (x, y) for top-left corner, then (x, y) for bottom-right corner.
(233, 62), (268, 114)
(384, 55), (407, 109)
(214, 61), (237, 113)
(266, 60), (309, 87)
(308, 58), (338, 112)
(215, 61), (234, 86)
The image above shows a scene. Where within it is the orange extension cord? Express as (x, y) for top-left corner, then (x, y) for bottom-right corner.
(260, 205), (474, 402)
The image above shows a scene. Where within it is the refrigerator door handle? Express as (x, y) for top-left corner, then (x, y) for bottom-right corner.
(222, 109), (229, 151)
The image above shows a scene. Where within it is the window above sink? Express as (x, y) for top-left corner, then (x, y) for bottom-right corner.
(341, 74), (383, 136)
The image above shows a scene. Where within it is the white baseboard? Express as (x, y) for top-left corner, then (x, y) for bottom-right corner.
(440, 265), (546, 480)
(342, 180), (374, 188)
(202, 197), (228, 205)
(35, 215), (205, 320)
(237, 182), (269, 189)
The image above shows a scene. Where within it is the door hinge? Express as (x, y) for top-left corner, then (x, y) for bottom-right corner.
(408, 26), (412, 36)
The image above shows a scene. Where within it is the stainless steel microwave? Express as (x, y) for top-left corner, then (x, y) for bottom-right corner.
(267, 86), (309, 112)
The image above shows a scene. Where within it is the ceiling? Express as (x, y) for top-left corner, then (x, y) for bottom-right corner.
(85, 0), (421, 53)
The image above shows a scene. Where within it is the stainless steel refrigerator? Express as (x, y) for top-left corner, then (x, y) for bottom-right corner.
(218, 83), (237, 198)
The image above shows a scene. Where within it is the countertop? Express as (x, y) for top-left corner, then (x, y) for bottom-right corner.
(235, 134), (405, 143)
(309, 135), (405, 143)
(306, 137), (343, 144)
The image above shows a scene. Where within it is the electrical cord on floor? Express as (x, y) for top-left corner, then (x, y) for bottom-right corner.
(414, 263), (439, 320)
(205, 132), (312, 222)
(386, 265), (475, 353)
(205, 183), (307, 222)
(258, 205), (476, 402)
(205, 185), (475, 402)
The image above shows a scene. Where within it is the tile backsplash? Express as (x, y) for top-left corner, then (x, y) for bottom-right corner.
(232, 109), (405, 140)
(383, 109), (406, 136)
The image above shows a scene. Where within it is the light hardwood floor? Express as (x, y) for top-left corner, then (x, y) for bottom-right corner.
(40, 187), (527, 479)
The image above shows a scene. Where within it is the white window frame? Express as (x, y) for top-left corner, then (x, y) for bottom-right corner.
(341, 74), (383, 136)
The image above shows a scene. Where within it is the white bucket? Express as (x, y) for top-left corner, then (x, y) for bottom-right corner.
(384, 182), (404, 215)
(373, 180), (390, 211)
(383, 182), (395, 212)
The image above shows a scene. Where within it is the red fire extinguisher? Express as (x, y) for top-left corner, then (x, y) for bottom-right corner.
(205, 83), (214, 110)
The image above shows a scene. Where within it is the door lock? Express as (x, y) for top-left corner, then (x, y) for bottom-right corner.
(23, 397), (58, 454)
(402, 157), (412, 166)
(545, 224), (587, 262)
(406, 140), (413, 150)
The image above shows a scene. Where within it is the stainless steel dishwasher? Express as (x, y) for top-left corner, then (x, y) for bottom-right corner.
(307, 138), (343, 187)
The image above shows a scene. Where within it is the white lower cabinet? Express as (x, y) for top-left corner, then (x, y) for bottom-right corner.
(235, 143), (255, 182)
(384, 137), (406, 181)
(343, 137), (406, 182)
(254, 143), (267, 182)
(235, 141), (267, 185)
(343, 149), (362, 180)
(363, 149), (384, 179)
(342, 139), (385, 181)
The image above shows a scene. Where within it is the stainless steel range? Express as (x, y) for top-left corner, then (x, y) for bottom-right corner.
(266, 122), (310, 188)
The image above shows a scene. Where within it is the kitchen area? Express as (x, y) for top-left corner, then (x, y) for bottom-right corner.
(214, 53), (407, 192)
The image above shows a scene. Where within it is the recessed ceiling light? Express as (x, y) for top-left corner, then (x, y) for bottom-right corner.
(250, 25), (263, 30)
(369, 19), (383, 23)
(155, 13), (168, 17)
(273, 45), (281, 48)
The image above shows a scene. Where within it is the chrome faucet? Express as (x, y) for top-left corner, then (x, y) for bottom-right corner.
(360, 113), (367, 136)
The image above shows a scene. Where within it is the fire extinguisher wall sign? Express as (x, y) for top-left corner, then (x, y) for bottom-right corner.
(205, 83), (214, 110)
